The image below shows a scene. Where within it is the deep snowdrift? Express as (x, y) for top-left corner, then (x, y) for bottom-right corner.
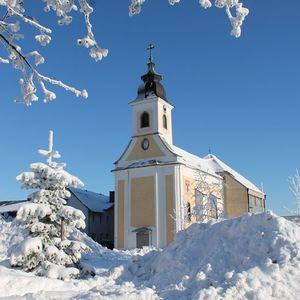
(129, 212), (300, 299)
(1, 212), (300, 299)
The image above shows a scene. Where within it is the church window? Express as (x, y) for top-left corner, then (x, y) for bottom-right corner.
(141, 112), (150, 128)
(187, 202), (191, 222)
(163, 114), (168, 129)
(185, 180), (190, 193)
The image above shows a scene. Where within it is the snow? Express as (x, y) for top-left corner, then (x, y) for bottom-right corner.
(204, 154), (263, 193)
(1, 212), (300, 299)
(171, 145), (219, 177)
(169, 145), (263, 194)
(69, 187), (113, 213)
(16, 203), (52, 221)
(11, 130), (89, 278)
(0, 201), (28, 214)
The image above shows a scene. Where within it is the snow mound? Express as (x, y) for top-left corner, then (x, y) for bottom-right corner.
(131, 212), (300, 299)
(2, 212), (300, 299)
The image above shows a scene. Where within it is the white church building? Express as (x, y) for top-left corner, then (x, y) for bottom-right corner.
(113, 50), (265, 250)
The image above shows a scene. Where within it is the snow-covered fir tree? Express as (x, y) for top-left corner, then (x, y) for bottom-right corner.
(10, 130), (88, 280)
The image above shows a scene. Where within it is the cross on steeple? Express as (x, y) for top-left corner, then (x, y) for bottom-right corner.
(147, 43), (155, 63)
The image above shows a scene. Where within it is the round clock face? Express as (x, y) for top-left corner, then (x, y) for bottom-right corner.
(141, 138), (149, 150)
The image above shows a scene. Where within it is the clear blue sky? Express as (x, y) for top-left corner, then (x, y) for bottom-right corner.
(0, 1), (299, 216)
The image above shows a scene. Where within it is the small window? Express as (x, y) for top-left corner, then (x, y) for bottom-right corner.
(187, 202), (191, 222)
(163, 114), (167, 129)
(141, 112), (150, 128)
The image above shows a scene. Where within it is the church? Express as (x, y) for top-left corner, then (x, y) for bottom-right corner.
(113, 47), (266, 250)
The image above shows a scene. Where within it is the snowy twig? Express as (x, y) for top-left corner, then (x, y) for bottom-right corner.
(0, 0), (103, 105)
(288, 169), (300, 215)
(129, 0), (249, 38)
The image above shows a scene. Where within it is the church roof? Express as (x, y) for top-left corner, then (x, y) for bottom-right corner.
(136, 61), (168, 102)
(167, 142), (263, 194)
(68, 187), (113, 213)
(203, 154), (263, 194)
(170, 145), (219, 177)
(0, 200), (28, 214)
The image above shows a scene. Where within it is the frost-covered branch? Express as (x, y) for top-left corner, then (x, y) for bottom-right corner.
(1, 0), (248, 105)
(0, 0), (106, 105)
(193, 172), (224, 223)
(288, 169), (300, 215)
(129, 0), (249, 38)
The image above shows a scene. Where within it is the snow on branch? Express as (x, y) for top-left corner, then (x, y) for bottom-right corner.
(1, 0), (248, 105)
(193, 171), (225, 223)
(11, 130), (88, 279)
(0, 0), (104, 105)
(129, 0), (249, 38)
(288, 169), (300, 215)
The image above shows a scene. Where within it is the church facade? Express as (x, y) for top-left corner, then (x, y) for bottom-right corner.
(113, 56), (265, 250)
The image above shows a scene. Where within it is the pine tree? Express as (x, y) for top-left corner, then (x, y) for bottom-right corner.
(10, 130), (88, 280)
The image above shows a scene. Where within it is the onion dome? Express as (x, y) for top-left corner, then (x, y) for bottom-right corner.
(136, 44), (168, 102)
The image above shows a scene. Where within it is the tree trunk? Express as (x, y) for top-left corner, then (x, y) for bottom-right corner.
(61, 217), (65, 241)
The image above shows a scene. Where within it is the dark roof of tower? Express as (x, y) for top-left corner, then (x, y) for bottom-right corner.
(136, 61), (168, 102)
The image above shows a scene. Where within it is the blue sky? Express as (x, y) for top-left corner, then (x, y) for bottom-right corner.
(0, 1), (299, 215)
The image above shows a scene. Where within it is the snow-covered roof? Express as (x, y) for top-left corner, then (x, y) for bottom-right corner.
(0, 201), (28, 214)
(68, 188), (113, 213)
(170, 145), (218, 177)
(203, 154), (263, 194)
(165, 141), (263, 194)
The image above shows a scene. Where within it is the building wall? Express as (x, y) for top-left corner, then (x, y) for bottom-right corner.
(116, 180), (125, 248)
(88, 210), (114, 247)
(130, 96), (174, 144)
(248, 190), (265, 213)
(114, 164), (176, 249)
(68, 193), (114, 248)
(182, 175), (197, 225)
(165, 175), (174, 245)
(127, 135), (164, 161)
(131, 176), (155, 227)
(67, 195), (89, 234)
(223, 174), (248, 218)
(106, 206), (115, 247)
(181, 167), (224, 226)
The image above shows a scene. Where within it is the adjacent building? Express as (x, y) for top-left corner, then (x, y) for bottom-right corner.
(67, 188), (114, 248)
(0, 200), (28, 219)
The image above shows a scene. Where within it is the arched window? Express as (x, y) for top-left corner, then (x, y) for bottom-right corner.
(141, 112), (150, 128)
(163, 114), (167, 129)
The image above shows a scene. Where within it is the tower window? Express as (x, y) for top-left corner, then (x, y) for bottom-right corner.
(163, 114), (167, 129)
(141, 112), (150, 128)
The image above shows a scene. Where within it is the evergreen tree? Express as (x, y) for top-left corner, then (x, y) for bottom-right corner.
(10, 130), (88, 280)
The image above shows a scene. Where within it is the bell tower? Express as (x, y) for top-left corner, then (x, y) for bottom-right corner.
(130, 44), (174, 145)
(114, 45), (179, 250)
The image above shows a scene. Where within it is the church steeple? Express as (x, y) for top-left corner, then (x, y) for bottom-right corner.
(136, 44), (167, 101)
(130, 45), (174, 145)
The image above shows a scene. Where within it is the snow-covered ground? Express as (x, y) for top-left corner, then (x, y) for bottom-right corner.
(1, 212), (300, 299)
